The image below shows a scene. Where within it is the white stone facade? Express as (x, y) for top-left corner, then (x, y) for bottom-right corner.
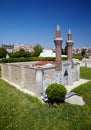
(39, 49), (55, 57)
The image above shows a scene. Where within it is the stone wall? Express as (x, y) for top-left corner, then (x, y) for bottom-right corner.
(72, 63), (80, 81)
(55, 61), (80, 86)
(24, 68), (36, 93)
(55, 61), (73, 85)
(1, 63), (37, 94)
(43, 68), (55, 91)
(61, 61), (73, 85)
(10, 65), (22, 85)
(2, 64), (9, 81)
(1, 63), (56, 96)
(1, 61), (80, 96)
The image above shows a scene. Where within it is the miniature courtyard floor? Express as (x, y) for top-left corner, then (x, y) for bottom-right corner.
(65, 78), (89, 92)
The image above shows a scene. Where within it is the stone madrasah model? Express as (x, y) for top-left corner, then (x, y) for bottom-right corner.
(1, 25), (80, 96)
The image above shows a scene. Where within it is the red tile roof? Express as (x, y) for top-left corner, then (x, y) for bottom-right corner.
(35, 61), (54, 65)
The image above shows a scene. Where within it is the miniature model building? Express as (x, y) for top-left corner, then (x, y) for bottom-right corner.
(1, 25), (80, 96)
(54, 25), (80, 86)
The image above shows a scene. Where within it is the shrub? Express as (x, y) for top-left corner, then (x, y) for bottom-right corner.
(0, 56), (67, 63)
(46, 83), (66, 104)
(0, 57), (55, 63)
(73, 54), (84, 60)
(62, 57), (67, 60)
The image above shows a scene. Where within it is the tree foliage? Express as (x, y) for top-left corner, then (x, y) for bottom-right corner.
(32, 44), (42, 57)
(9, 48), (31, 58)
(81, 49), (86, 56)
(64, 45), (67, 55)
(0, 47), (7, 58)
(18, 48), (26, 57)
(73, 54), (84, 60)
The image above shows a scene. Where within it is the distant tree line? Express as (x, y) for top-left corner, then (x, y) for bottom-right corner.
(0, 44), (43, 58)
(0, 44), (86, 59)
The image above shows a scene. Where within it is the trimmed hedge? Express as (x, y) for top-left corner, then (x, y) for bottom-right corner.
(46, 83), (66, 103)
(73, 54), (84, 60)
(0, 57), (55, 63)
(0, 57), (67, 63)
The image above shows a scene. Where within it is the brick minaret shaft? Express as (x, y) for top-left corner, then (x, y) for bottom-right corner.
(54, 25), (63, 71)
(66, 29), (74, 61)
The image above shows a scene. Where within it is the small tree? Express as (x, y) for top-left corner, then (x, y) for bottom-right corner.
(64, 45), (67, 55)
(0, 47), (7, 58)
(62, 48), (64, 55)
(9, 49), (26, 58)
(18, 48), (26, 57)
(32, 44), (42, 57)
(81, 49), (86, 56)
(46, 83), (66, 104)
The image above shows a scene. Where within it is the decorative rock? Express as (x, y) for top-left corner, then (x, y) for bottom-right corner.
(65, 95), (85, 106)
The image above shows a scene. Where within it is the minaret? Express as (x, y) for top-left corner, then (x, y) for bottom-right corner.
(54, 25), (63, 71)
(66, 29), (74, 61)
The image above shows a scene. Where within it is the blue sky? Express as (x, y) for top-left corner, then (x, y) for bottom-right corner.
(0, 0), (91, 48)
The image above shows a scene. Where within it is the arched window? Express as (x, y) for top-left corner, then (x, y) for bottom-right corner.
(64, 69), (68, 76)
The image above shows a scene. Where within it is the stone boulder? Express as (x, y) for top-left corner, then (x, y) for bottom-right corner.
(65, 95), (85, 106)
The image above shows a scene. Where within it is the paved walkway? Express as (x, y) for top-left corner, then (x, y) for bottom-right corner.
(65, 79), (89, 92)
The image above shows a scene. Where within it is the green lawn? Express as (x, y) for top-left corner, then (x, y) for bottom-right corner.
(0, 65), (1, 77)
(80, 67), (91, 80)
(0, 67), (91, 129)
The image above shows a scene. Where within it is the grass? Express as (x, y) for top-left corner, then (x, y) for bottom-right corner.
(0, 65), (1, 77)
(80, 67), (91, 80)
(0, 67), (91, 129)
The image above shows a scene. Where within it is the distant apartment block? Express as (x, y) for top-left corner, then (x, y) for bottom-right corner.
(0, 44), (34, 53)
(1, 44), (14, 53)
(73, 47), (91, 56)
(13, 44), (34, 53)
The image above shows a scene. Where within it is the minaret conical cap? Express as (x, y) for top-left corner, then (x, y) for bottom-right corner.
(68, 28), (71, 34)
(57, 24), (60, 30)
(54, 24), (63, 40)
(66, 28), (74, 43)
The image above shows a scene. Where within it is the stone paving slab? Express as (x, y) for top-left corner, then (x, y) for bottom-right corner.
(65, 79), (89, 92)
(65, 95), (85, 106)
